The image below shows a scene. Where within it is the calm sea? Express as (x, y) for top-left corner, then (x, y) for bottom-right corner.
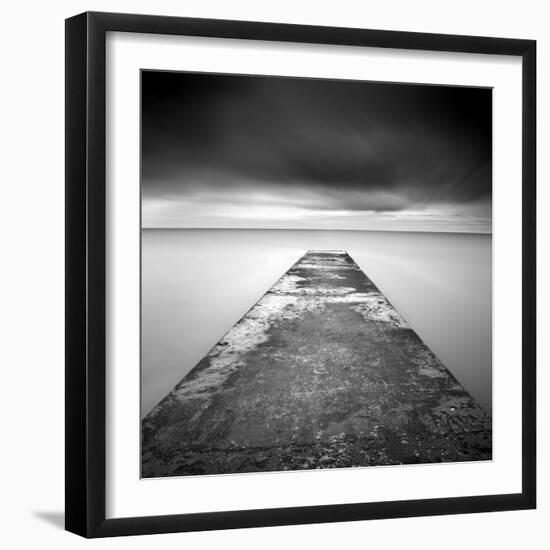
(141, 229), (492, 417)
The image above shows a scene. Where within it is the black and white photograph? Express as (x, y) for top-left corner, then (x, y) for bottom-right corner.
(140, 71), (493, 477)
(0, 1), (542, 545)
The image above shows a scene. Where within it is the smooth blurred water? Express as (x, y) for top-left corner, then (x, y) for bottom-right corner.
(142, 229), (492, 417)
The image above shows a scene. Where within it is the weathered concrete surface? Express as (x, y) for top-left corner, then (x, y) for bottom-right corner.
(142, 250), (491, 477)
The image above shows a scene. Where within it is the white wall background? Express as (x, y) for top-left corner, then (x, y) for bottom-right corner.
(0, 0), (547, 547)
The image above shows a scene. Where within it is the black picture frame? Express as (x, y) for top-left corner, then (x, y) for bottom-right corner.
(65, 11), (536, 538)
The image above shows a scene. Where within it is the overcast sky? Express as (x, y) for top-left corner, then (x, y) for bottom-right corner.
(141, 71), (492, 233)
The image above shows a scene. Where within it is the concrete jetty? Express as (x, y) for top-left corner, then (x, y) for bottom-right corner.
(142, 250), (491, 477)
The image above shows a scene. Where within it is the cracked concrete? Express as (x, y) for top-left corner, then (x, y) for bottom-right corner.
(142, 250), (491, 477)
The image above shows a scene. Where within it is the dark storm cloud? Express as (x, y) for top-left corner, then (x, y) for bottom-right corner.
(141, 71), (492, 231)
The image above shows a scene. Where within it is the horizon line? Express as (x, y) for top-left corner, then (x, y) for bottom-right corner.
(141, 226), (492, 236)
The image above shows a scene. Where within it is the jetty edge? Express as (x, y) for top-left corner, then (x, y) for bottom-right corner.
(142, 250), (491, 477)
